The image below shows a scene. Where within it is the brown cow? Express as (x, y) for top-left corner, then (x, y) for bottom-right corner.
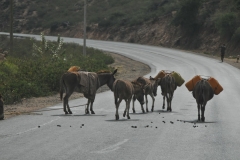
(192, 79), (214, 121)
(112, 79), (145, 120)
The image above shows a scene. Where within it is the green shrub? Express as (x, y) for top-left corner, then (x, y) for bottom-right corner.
(214, 12), (237, 38)
(171, 0), (201, 35)
(0, 35), (114, 104)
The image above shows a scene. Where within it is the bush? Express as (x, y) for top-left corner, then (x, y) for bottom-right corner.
(214, 12), (237, 38)
(0, 35), (114, 104)
(231, 27), (240, 42)
(171, 0), (201, 35)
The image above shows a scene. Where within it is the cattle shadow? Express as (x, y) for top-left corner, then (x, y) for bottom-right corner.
(51, 114), (107, 117)
(129, 112), (148, 115)
(153, 110), (178, 114)
(105, 119), (140, 122)
(179, 119), (217, 124)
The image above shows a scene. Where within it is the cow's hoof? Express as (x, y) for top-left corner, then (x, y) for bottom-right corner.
(132, 110), (136, 113)
(85, 110), (89, 114)
(91, 111), (95, 114)
(68, 111), (72, 114)
(142, 110), (145, 113)
(64, 112), (68, 115)
(115, 115), (119, 120)
(146, 109), (149, 112)
(127, 115), (130, 119)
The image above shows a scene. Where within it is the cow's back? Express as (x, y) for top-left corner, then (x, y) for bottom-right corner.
(161, 75), (176, 94)
(113, 80), (134, 99)
(193, 80), (214, 104)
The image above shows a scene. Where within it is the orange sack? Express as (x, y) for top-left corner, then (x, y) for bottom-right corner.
(68, 66), (80, 72)
(208, 77), (223, 95)
(185, 75), (202, 91)
(154, 70), (166, 79)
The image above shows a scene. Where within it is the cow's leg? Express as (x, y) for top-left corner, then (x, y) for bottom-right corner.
(85, 99), (90, 114)
(66, 102), (72, 114)
(115, 98), (122, 120)
(90, 100), (95, 114)
(124, 99), (131, 119)
(197, 104), (200, 121)
(169, 93), (173, 112)
(201, 104), (206, 122)
(166, 93), (170, 111)
(132, 95), (136, 113)
(162, 96), (165, 109)
(63, 89), (74, 114)
(150, 93), (155, 112)
(127, 99), (131, 119)
(145, 94), (149, 112)
(123, 100), (127, 117)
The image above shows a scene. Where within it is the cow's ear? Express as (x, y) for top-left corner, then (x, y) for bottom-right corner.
(112, 69), (118, 75)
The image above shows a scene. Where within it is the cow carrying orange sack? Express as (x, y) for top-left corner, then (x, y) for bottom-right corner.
(207, 77), (223, 95)
(185, 75), (202, 91)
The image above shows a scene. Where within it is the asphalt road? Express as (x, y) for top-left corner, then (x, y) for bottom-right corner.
(1, 33), (240, 160)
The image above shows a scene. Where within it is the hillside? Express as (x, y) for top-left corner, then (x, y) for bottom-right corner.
(1, 0), (240, 56)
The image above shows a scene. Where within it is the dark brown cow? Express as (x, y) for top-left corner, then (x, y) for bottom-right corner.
(160, 74), (177, 111)
(60, 69), (117, 115)
(132, 76), (160, 113)
(192, 79), (214, 122)
(112, 79), (145, 120)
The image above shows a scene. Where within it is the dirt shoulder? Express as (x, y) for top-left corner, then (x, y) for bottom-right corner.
(3, 52), (151, 120)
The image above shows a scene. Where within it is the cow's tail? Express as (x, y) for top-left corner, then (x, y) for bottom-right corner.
(198, 81), (204, 104)
(60, 75), (65, 101)
(113, 80), (118, 104)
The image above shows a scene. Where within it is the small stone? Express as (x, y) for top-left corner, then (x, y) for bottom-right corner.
(170, 121), (174, 124)
(162, 121), (165, 123)
(151, 122), (153, 123)
(57, 125), (61, 127)
(155, 127), (158, 128)
(205, 125), (207, 127)
(82, 124), (84, 126)
(38, 126), (40, 128)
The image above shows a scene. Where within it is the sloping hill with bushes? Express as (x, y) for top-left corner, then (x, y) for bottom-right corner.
(0, 0), (240, 55)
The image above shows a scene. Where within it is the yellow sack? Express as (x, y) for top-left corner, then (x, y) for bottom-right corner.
(171, 71), (185, 87)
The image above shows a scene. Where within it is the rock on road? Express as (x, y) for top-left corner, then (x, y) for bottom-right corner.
(0, 33), (240, 160)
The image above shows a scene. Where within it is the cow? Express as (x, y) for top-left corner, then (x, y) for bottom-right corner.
(192, 79), (214, 122)
(132, 76), (160, 113)
(60, 69), (117, 115)
(112, 79), (145, 120)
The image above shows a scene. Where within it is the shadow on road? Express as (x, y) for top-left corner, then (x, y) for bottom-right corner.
(51, 114), (107, 117)
(180, 119), (217, 124)
(105, 119), (140, 122)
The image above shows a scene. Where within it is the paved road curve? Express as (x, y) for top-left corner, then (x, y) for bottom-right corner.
(1, 33), (240, 160)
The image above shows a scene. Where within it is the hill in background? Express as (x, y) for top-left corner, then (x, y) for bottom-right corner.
(1, 0), (240, 55)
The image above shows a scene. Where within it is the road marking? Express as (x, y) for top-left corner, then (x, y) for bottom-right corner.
(95, 139), (129, 154)
(16, 117), (60, 135)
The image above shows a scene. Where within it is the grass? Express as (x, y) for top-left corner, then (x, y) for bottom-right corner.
(0, 35), (114, 104)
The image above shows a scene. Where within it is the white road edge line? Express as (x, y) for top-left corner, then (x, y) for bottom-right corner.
(16, 117), (61, 135)
(94, 139), (129, 154)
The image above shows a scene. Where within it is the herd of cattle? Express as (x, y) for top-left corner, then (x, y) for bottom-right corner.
(60, 66), (223, 122)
